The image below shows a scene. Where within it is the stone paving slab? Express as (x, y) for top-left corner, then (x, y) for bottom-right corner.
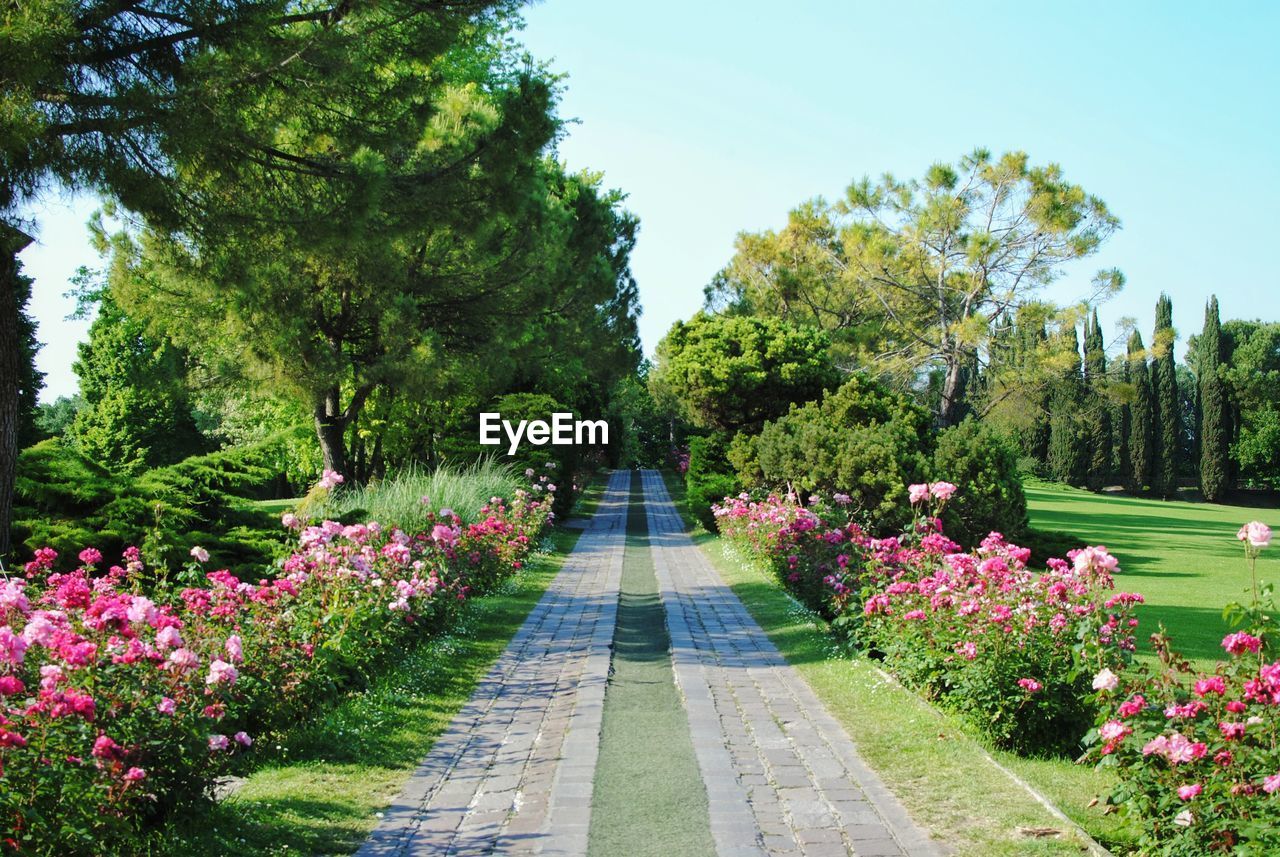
(642, 470), (942, 857)
(356, 470), (630, 857)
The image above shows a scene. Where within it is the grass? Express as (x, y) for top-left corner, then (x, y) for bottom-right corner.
(659, 470), (1125, 856)
(588, 473), (715, 857)
(1025, 480), (1278, 669)
(309, 458), (523, 529)
(162, 479), (604, 856)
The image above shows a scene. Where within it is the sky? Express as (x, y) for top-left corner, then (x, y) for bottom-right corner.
(19, 0), (1280, 402)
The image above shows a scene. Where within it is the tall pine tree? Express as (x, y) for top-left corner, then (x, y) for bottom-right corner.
(1048, 325), (1087, 486)
(1084, 309), (1113, 490)
(1199, 296), (1230, 501)
(1127, 330), (1154, 493)
(1152, 294), (1180, 499)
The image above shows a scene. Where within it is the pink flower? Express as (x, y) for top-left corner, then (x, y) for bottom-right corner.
(929, 482), (957, 502)
(166, 647), (199, 672)
(78, 548), (103, 567)
(1177, 784), (1202, 801)
(225, 634), (244, 664)
(1165, 734), (1208, 765)
(0, 675), (24, 696)
(157, 697), (177, 715)
(908, 484), (931, 505)
(1018, 678), (1042, 693)
(1092, 668), (1119, 692)
(1099, 720), (1131, 742)
(91, 734), (124, 761)
(156, 626), (183, 649)
(317, 469), (345, 491)
(1118, 694), (1146, 717)
(1193, 676), (1227, 697)
(189, 546), (210, 564)
(431, 524), (460, 548)
(1263, 773), (1280, 794)
(1223, 632), (1263, 656)
(123, 767), (147, 782)
(1219, 721), (1247, 740)
(0, 625), (27, 666)
(206, 659), (238, 686)
(208, 734), (230, 752)
(281, 512), (300, 530)
(1073, 546), (1119, 574)
(234, 731), (252, 747)
(1238, 521), (1272, 549)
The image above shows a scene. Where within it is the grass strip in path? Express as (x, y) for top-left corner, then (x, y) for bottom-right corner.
(162, 483), (604, 857)
(587, 472), (715, 857)
(660, 470), (1134, 856)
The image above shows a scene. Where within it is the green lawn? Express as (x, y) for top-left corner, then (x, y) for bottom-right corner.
(1025, 481), (1277, 668)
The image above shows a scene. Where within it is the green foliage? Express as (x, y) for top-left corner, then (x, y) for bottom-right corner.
(33, 395), (83, 438)
(1198, 297), (1230, 500)
(312, 459), (522, 531)
(9, 253), (44, 448)
(1082, 309), (1113, 490)
(751, 374), (932, 533)
(1221, 320), (1280, 489)
(685, 434), (738, 532)
(603, 373), (669, 469)
(1046, 327), (1087, 486)
(63, 293), (206, 473)
(705, 150), (1121, 425)
(12, 433), (304, 574)
(1127, 331), (1154, 492)
(650, 313), (838, 433)
(1151, 294), (1180, 498)
(931, 419), (1028, 547)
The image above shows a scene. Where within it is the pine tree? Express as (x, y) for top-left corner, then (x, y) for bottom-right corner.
(1048, 325), (1087, 486)
(1151, 294), (1180, 499)
(1199, 296), (1230, 501)
(1084, 309), (1113, 490)
(1128, 330), (1153, 492)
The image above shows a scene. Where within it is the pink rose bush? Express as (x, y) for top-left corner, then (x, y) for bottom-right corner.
(1088, 523), (1280, 854)
(715, 484), (1141, 754)
(0, 488), (550, 852)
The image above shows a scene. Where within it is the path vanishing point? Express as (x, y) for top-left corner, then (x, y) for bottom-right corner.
(356, 470), (942, 857)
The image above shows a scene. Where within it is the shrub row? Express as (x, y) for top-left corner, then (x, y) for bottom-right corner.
(0, 480), (551, 854)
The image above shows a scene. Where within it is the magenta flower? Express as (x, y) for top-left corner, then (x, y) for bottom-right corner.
(234, 731), (252, 747)
(1017, 678), (1042, 693)
(78, 547), (103, 567)
(208, 734), (230, 752)
(1264, 773), (1280, 794)
(1177, 783), (1202, 801)
(123, 767), (147, 782)
(0, 625), (28, 666)
(1222, 632), (1263, 656)
(157, 697), (177, 716)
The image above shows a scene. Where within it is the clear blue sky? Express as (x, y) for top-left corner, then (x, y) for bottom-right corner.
(19, 0), (1280, 401)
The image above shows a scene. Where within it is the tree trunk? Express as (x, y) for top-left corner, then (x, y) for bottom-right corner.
(314, 389), (349, 477)
(938, 355), (967, 428)
(0, 229), (33, 561)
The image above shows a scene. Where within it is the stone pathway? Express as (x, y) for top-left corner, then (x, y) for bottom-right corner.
(643, 470), (941, 857)
(358, 469), (941, 857)
(357, 470), (629, 857)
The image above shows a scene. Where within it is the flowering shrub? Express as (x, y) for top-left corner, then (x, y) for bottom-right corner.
(0, 484), (550, 852)
(1088, 520), (1280, 854)
(715, 482), (1141, 754)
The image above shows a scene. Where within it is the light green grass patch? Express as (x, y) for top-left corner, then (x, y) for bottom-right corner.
(1025, 480), (1278, 669)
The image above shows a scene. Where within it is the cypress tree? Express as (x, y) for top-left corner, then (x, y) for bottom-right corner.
(1151, 294), (1180, 499)
(1199, 296), (1230, 501)
(1116, 352), (1132, 489)
(1084, 309), (1113, 490)
(1127, 330), (1153, 492)
(1048, 325), (1087, 486)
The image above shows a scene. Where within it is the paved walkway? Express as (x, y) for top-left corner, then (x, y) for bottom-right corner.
(358, 469), (940, 857)
(643, 470), (940, 857)
(357, 470), (630, 857)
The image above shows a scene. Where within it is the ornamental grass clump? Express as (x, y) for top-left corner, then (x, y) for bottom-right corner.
(1088, 520), (1280, 854)
(0, 473), (551, 853)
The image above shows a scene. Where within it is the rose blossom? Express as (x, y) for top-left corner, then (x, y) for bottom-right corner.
(1177, 784), (1202, 801)
(929, 481), (957, 501)
(157, 697), (177, 715)
(1237, 521), (1272, 549)
(907, 484), (930, 504)
(234, 731), (253, 747)
(189, 546), (210, 564)
(1092, 668), (1119, 692)
(208, 734), (230, 752)
(1222, 632), (1262, 656)
(206, 659), (239, 686)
